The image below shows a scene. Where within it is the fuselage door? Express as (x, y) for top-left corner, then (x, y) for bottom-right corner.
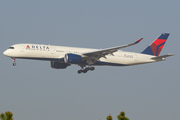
(51, 49), (56, 54)
(20, 46), (25, 52)
(134, 54), (138, 61)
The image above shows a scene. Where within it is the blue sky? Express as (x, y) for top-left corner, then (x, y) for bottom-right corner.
(1, 0), (179, 120)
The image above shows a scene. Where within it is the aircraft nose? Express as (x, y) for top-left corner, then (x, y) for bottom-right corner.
(3, 50), (9, 56)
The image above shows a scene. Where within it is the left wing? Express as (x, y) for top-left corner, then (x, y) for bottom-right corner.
(83, 38), (143, 58)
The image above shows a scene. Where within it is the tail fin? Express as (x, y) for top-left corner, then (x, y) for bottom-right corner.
(141, 33), (170, 56)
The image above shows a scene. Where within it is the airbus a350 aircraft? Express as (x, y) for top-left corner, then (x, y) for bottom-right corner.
(3, 33), (174, 74)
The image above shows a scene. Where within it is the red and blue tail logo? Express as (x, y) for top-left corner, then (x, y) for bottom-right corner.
(142, 33), (169, 56)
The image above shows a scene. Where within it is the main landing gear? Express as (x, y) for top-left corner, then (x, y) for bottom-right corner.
(78, 66), (95, 74)
(12, 57), (16, 66)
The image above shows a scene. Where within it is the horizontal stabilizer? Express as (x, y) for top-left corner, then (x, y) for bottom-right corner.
(151, 54), (174, 60)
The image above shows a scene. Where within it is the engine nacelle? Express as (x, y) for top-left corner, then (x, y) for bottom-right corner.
(64, 53), (82, 64)
(51, 61), (70, 69)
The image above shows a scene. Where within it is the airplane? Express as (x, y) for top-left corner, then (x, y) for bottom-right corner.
(3, 33), (174, 74)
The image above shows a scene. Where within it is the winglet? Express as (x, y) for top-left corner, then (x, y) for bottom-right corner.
(135, 38), (143, 43)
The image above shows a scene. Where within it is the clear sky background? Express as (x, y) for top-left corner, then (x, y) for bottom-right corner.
(1, 0), (179, 120)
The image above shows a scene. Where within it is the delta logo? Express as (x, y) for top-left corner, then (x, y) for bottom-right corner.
(26, 45), (30, 49)
(26, 45), (50, 49)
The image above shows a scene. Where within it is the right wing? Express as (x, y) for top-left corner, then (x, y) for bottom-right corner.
(83, 38), (143, 58)
(80, 38), (143, 65)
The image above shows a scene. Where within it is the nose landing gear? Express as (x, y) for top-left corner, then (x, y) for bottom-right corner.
(12, 58), (16, 66)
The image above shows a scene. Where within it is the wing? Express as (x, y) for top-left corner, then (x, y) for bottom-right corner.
(83, 38), (143, 58)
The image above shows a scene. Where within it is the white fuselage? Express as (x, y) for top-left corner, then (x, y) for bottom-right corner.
(3, 44), (158, 66)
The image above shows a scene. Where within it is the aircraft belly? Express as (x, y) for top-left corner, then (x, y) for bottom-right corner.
(97, 54), (154, 66)
(98, 56), (132, 66)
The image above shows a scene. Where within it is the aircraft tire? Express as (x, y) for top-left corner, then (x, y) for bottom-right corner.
(90, 67), (95, 71)
(85, 67), (90, 71)
(13, 63), (16, 66)
(78, 70), (82, 74)
(83, 70), (87, 73)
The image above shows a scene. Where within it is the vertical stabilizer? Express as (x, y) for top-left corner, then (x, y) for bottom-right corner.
(141, 33), (169, 56)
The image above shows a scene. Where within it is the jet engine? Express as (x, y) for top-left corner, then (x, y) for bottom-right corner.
(51, 61), (70, 69)
(64, 53), (82, 64)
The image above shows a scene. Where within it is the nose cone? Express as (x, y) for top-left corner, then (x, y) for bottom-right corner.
(3, 50), (9, 56)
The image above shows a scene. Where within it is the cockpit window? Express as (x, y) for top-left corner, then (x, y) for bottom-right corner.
(9, 47), (14, 49)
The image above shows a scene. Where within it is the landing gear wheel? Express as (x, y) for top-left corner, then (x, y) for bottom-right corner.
(90, 67), (95, 71)
(85, 67), (90, 71)
(78, 69), (87, 74)
(77, 65), (95, 74)
(78, 70), (83, 74)
(83, 70), (87, 73)
(13, 63), (16, 66)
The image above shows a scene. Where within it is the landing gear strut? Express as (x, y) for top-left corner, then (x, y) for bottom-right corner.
(12, 57), (16, 66)
(77, 65), (95, 74)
